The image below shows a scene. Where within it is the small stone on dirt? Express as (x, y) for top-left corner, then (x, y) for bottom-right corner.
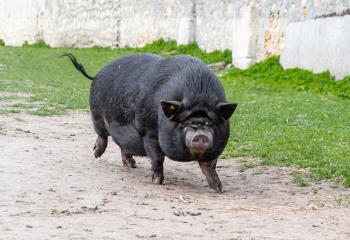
(136, 234), (157, 238)
(49, 209), (58, 215)
(173, 209), (185, 216)
(308, 204), (318, 210)
(186, 211), (201, 216)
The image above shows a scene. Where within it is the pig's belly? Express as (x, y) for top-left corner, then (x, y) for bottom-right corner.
(107, 123), (146, 156)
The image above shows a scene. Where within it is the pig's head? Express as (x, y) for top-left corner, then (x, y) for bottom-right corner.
(158, 99), (238, 162)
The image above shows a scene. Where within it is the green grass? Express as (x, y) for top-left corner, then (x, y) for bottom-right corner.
(0, 40), (349, 187)
(0, 109), (21, 114)
(225, 56), (350, 98)
(0, 95), (22, 101)
(335, 194), (350, 207)
(220, 58), (350, 187)
(291, 172), (310, 187)
(222, 77), (350, 187)
(14, 116), (25, 122)
(22, 40), (51, 48)
(138, 39), (232, 64)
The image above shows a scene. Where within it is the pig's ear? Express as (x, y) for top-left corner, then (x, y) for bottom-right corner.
(160, 100), (182, 120)
(217, 102), (238, 120)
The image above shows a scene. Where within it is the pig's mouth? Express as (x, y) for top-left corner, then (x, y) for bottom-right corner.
(185, 128), (214, 155)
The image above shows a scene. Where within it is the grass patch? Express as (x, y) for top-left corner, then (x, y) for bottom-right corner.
(238, 158), (261, 171)
(222, 77), (350, 187)
(224, 56), (350, 98)
(0, 95), (21, 101)
(0, 109), (21, 114)
(14, 117), (25, 122)
(22, 40), (51, 48)
(335, 194), (350, 207)
(138, 39), (232, 64)
(291, 172), (310, 187)
(9, 103), (36, 109)
(0, 40), (349, 186)
(29, 104), (66, 116)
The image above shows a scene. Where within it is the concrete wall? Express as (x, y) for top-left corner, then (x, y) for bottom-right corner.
(0, 0), (45, 46)
(195, 0), (236, 52)
(251, 0), (350, 62)
(281, 15), (350, 80)
(41, 0), (120, 47)
(1, 0), (350, 78)
(118, 0), (195, 47)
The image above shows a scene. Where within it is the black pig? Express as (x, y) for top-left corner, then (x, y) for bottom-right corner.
(63, 53), (237, 192)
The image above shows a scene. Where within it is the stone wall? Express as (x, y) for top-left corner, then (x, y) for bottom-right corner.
(0, 0), (44, 46)
(118, 0), (195, 47)
(41, 0), (120, 47)
(281, 15), (350, 80)
(1, 0), (350, 77)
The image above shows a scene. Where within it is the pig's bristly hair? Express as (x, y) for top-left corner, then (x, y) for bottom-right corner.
(61, 52), (95, 80)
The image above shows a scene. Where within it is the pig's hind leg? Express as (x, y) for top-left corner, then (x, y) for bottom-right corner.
(92, 117), (108, 158)
(108, 123), (146, 168)
(121, 151), (136, 168)
(93, 136), (108, 158)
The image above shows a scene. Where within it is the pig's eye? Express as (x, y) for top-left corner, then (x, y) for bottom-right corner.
(205, 121), (214, 127)
(160, 100), (182, 119)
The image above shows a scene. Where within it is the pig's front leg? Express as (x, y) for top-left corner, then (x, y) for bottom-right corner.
(198, 159), (222, 192)
(143, 137), (165, 184)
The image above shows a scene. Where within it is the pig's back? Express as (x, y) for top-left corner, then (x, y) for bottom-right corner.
(89, 53), (162, 125)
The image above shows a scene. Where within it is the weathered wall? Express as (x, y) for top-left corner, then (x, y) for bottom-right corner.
(281, 15), (350, 80)
(1, 0), (350, 77)
(195, 0), (236, 52)
(0, 0), (45, 46)
(40, 0), (120, 47)
(39, 0), (196, 48)
(252, 0), (350, 62)
(118, 0), (195, 47)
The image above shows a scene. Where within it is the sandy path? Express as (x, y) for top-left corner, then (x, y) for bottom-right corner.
(0, 111), (349, 240)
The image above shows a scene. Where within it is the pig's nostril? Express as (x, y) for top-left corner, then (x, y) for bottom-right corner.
(192, 135), (209, 145)
(186, 132), (213, 153)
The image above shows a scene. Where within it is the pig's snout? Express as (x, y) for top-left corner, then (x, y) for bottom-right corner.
(192, 134), (210, 149)
(185, 130), (213, 153)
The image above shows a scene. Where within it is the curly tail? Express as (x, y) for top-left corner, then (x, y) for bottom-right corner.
(60, 52), (95, 80)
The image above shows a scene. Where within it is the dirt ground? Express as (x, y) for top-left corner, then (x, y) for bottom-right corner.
(1, 108), (350, 239)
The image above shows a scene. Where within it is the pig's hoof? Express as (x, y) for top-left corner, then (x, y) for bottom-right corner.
(122, 157), (136, 168)
(208, 180), (222, 193)
(152, 175), (165, 185)
(93, 137), (107, 158)
(93, 144), (105, 158)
